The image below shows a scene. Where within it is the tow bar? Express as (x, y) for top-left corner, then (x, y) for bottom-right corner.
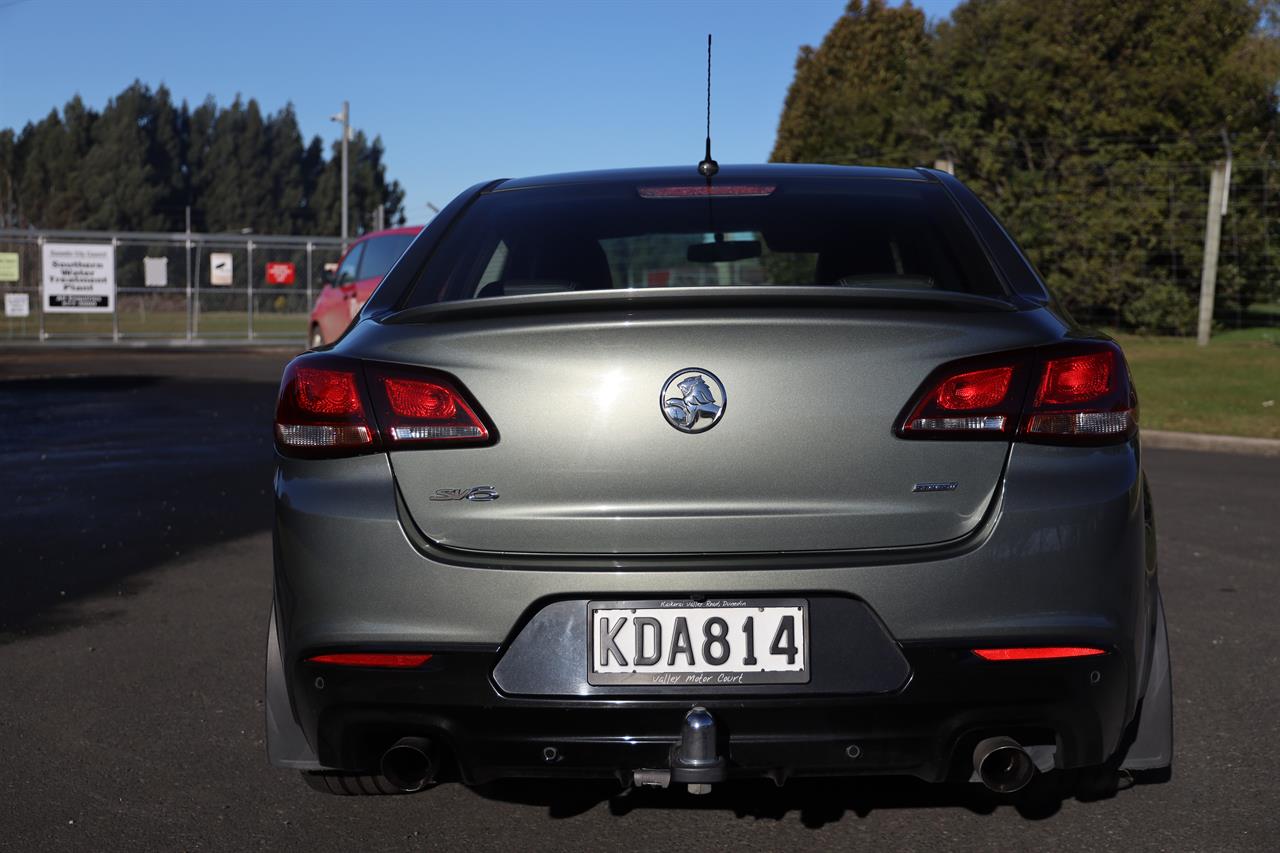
(629, 705), (729, 794)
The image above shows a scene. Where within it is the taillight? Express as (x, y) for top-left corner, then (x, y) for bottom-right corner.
(275, 360), (376, 456)
(1022, 347), (1135, 441)
(899, 355), (1029, 439)
(274, 355), (493, 458)
(896, 341), (1136, 445)
(365, 366), (490, 446)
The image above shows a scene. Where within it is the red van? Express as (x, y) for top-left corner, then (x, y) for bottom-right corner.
(309, 226), (422, 347)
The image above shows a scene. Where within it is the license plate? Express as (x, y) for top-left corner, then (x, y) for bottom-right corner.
(588, 598), (809, 686)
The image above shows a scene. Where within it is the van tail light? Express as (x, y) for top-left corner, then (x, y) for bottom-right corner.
(896, 341), (1136, 445)
(274, 355), (493, 458)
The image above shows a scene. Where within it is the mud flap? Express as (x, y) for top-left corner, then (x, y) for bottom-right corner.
(265, 604), (325, 770)
(1119, 589), (1172, 773)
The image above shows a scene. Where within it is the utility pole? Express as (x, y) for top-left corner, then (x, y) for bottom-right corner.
(330, 101), (350, 249)
(1197, 156), (1232, 346)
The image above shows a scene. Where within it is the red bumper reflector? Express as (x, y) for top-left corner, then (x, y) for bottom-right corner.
(307, 653), (433, 668)
(972, 647), (1106, 661)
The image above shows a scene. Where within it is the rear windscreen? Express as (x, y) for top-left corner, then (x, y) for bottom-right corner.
(403, 177), (1005, 306)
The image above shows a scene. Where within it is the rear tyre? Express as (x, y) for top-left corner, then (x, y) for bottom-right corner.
(309, 324), (324, 349)
(301, 771), (422, 796)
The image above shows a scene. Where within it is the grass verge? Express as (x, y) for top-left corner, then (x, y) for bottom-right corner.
(1113, 332), (1279, 439)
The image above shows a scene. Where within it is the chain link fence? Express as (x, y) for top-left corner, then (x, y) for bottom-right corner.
(0, 228), (345, 343)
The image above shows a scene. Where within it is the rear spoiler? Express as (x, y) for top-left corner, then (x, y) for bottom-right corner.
(382, 286), (1023, 326)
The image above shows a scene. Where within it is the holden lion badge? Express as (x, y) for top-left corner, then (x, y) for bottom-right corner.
(661, 368), (726, 433)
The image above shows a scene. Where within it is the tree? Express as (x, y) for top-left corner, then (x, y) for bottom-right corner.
(772, 0), (933, 166)
(772, 0), (1280, 330)
(1, 83), (406, 236)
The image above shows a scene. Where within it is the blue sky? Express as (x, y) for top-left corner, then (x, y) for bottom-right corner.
(0, 0), (960, 226)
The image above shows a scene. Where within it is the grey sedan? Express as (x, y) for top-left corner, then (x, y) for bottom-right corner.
(265, 164), (1171, 798)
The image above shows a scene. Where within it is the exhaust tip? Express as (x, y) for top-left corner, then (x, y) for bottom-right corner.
(380, 736), (437, 793)
(973, 736), (1036, 793)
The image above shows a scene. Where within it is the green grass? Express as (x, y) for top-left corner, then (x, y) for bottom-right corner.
(1113, 333), (1280, 439)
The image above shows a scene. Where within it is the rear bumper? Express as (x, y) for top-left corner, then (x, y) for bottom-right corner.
(293, 641), (1130, 784)
(269, 439), (1159, 781)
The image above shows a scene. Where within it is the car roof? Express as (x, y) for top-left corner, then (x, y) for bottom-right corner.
(493, 163), (932, 192)
(355, 225), (424, 242)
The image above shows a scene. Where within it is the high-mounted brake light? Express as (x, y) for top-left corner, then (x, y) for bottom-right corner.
(897, 341), (1136, 445)
(972, 647), (1106, 661)
(274, 355), (493, 458)
(638, 184), (776, 198)
(307, 653), (433, 668)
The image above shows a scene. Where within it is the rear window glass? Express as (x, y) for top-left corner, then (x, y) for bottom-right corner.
(357, 233), (414, 281)
(404, 178), (1004, 306)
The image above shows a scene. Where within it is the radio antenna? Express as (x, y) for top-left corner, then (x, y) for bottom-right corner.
(697, 34), (719, 178)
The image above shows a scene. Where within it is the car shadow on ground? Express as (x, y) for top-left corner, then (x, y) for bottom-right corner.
(470, 770), (1135, 826)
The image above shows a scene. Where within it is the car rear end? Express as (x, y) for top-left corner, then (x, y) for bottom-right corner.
(267, 165), (1170, 795)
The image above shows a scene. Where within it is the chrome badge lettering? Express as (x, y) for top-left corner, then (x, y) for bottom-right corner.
(913, 482), (958, 493)
(429, 486), (500, 502)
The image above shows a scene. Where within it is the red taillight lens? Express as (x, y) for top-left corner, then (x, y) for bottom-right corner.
(385, 378), (458, 419)
(295, 367), (363, 415)
(367, 367), (490, 445)
(274, 356), (493, 457)
(897, 341), (1136, 445)
(972, 647), (1106, 661)
(936, 366), (1013, 410)
(307, 653), (433, 668)
(1034, 351), (1112, 406)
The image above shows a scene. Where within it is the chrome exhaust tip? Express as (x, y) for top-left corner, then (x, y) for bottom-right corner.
(973, 736), (1036, 793)
(380, 736), (437, 793)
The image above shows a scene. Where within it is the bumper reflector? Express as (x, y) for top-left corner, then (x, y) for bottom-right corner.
(972, 647), (1106, 661)
(307, 653), (433, 668)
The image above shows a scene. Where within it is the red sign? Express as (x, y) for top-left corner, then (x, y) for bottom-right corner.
(265, 262), (296, 285)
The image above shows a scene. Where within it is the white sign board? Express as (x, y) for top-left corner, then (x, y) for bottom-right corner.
(4, 292), (30, 317)
(209, 252), (233, 286)
(143, 256), (168, 287)
(42, 242), (115, 313)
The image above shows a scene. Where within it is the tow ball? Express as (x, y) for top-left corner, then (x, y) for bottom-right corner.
(670, 706), (727, 794)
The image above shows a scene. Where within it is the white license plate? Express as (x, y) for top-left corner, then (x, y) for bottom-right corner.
(588, 598), (809, 686)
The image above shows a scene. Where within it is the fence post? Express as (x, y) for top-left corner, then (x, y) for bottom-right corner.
(111, 236), (120, 343)
(305, 239), (313, 338)
(185, 220), (193, 342)
(37, 234), (45, 342)
(247, 238), (255, 341)
(1197, 161), (1229, 346)
(193, 241), (200, 339)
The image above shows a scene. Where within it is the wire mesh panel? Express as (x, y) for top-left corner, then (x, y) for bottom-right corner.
(0, 228), (344, 344)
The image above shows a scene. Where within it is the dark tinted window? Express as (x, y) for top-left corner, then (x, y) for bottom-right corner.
(335, 242), (363, 286)
(357, 233), (414, 281)
(404, 178), (1005, 306)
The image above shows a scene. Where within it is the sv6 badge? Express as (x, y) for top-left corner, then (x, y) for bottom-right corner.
(429, 485), (500, 502)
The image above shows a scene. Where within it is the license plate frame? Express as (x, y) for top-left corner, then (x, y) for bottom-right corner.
(587, 598), (810, 686)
